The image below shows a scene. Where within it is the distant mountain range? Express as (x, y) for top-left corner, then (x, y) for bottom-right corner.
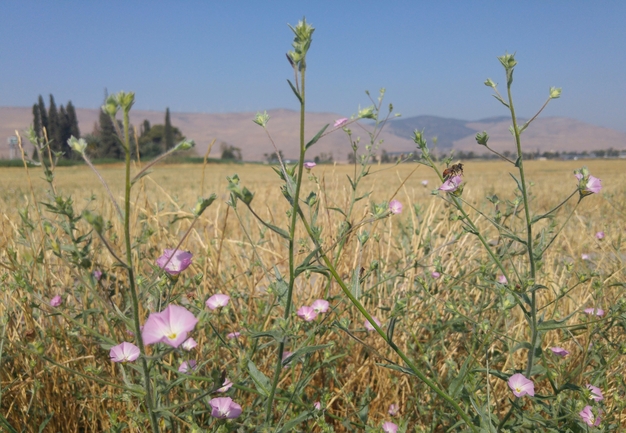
(1, 106), (625, 161)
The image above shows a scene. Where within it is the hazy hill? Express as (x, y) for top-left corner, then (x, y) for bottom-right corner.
(1, 106), (624, 160)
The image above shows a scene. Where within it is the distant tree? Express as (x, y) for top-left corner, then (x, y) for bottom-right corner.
(141, 119), (151, 136)
(220, 142), (242, 161)
(96, 109), (122, 159)
(314, 152), (333, 164)
(164, 108), (174, 151)
(138, 123), (184, 159)
(380, 150), (391, 163)
(347, 151), (357, 164)
(32, 104), (41, 139)
(37, 95), (48, 137)
(66, 101), (80, 139)
(47, 94), (63, 153)
(58, 105), (72, 156)
(264, 150), (284, 163)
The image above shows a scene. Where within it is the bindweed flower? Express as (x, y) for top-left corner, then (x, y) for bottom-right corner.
(388, 403), (399, 416)
(497, 275), (508, 284)
(156, 249), (193, 275)
(227, 331), (241, 339)
(311, 299), (330, 313)
(209, 397), (242, 419)
(314, 401), (321, 410)
(438, 175), (462, 193)
(581, 253), (590, 260)
(389, 200), (402, 215)
(584, 176), (602, 194)
(508, 373), (534, 397)
(206, 293), (230, 310)
(580, 405), (601, 427)
(595, 231), (605, 240)
(217, 378), (233, 393)
(178, 360), (197, 374)
(334, 117), (348, 128)
(142, 304), (198, 348)
(431, 271), (441, 279)
(574, 168), (602, 197)
(549, 347), (569, 357)
(181, 338), (197, 351)
(50, 295), (62, 307)
(304, 162), (316, 170)
(93, 270), (102, 281)
(586, 384), (604, 401)
(364, 317), (382, 331)
(421, 180), (429, 187)
(584, 307), (605, 317)
(297, 306), (318, 322)
(382, 421), (398, 433)
(109, 342), (140, 363)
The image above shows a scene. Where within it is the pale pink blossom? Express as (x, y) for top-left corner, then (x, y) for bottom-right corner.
(50, 295), (62, 307)
(431, 271), (441, 279)
(109, 342), (140, 363)
(217, 378), (233, 393)
(389, 200), (403, 215)
(313, 401), (321, 410)
(311, 299), (330, 313)
(421, 180), (429, 187)
(206, 293), (230, 310)
(364, 317), (381, 331)
(181, 338), (197, 351)
(209, 397), (242, 419)
(580, 405), (601, 427)
(584, 175), (602, 194)
(334, 117), (348, 128)
(227, 331), (241, 339)
(595, 231), (605, 240)
(497, 275), (508, 284)
(93, 270), (102, 280)
(304, 162), (316, 170)
(142, 304), (198, 348)
(297, 305), (318, 322)
(586, 384), (604, 401)
(581, 253), (590, 261)
(178, 360), (197, 373)
(584, 307), (605, 317)
(156, 249), (193, 275)
(388, 403), (399, 416)
(549, 347), (569, 357)
(282, 351), (293, 367)
(382, 421), (398, 433)
(508, 373), (534, 397)
(438, 175), (462, 193)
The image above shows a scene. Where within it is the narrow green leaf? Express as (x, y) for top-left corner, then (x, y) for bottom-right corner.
(287, 79), (302, 104)
(305, 124), (329, 150)
(375, 363), (416, 377)
(248, 360), (271, 397)
(491, 94), (509, 108)
(278, 412), (313, 433)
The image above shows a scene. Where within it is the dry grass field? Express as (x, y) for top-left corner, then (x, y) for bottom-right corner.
(1, 159), (625, 431)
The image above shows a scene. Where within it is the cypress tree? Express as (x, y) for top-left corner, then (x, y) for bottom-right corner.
(32, 104), (41, 138)
(164, 107), (174, 151)
(141, 119), (151, 136)
(66, 101), (80, 139)
(98, 109), (122, 159)
(59, 105), (72, 156)
(48, 94), (61, 153)
(37, 95), (48, 138)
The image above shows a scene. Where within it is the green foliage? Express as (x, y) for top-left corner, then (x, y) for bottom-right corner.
(137, 123), (184, 159)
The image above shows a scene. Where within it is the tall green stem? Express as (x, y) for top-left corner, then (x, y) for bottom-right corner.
(121, 109), (160, 432)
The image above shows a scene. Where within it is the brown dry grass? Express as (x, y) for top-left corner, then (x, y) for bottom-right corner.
(1, 159), (625, 431)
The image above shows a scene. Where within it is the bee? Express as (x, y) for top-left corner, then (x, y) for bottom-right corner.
(442, 163), (464, 180)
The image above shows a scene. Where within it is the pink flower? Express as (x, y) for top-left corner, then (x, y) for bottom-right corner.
(50, 295), (62, 307)
(431, 271), (441, 279)
(209, 397), (242, 419)
(508, 373), (534, 397)
(156, 249), (193, 275)
(497, 275), (508, 284)
(282, 351), (293, 367)
(297, 306), (318, 322)
(178, 360), (197, 373)
(217, 378), (233, 393)
(364, 317), (381, 331)
(142, 304), (198, 348)
(438, 175), (462, 193)
(584, 175), (602, 194)
(109, 342), (140, 363)
(181, 338), (197, 351)
(206, 293), (230, 310)
(421, 180), (429, 187)
(574, 169), (602, 196)
(549, 347), (569, 357)
(227, 331), (241, 339)
(382, 421), (398, 433)
(580, 405), (601, 427)
(388, 403), (399, 416)
(334, 117), (348, 128)
(581, 253), (590, 261)
(304, 162), (316, 170)
(311, 299), (330, 313)
(93, 270), (102, 280)
(595, 231), (605, 240)
(584, 307), (605, 317)
(389, 200), (402, 215)
(586, 384), (604, 401)
(313, 401), (321, 410)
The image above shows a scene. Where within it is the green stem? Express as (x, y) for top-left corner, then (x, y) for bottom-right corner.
(121, 109), (160, 433)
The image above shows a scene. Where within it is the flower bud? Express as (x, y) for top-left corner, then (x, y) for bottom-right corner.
(175, 140), (195, 151)
(549, 87), (562, 99)
(102, 95), (119, 117)
(67, 136), (87, 155)
(475, 131), (489, 146)
(358, 105), (375, 120)
(253, 111), (270, 128)
(484, 78), (497, 88)
(192, 194), (217, 217)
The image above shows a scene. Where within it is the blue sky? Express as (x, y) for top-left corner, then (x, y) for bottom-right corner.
(2, 1), (625, 131)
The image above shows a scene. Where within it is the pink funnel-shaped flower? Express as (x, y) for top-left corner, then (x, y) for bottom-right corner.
(181, 338), (197, 351)
(217, 378), (233, 393)
(586, 384), (604, 401)
(584, 307), (605, 317)
(178, 360), (197, 373)
(388, 403), (399, 416)
(227, 331), (241, 339)
(297, 306), (318, 322)
(497, 275), (508, 284)
(50, 295), (62, 307)
(109, 342), (140, 363)
(508, 373), (534, 397)
(584, 175), (602, 194)
(311, 299), (330, 313)
(389, 200), (402, 214)
(304, 162), (316, 170)
(595, 231), (605, 240)
(142, 304), (198, 348)
(382, 421), (398, 433)
(421, 180), (429, 187)
(313, 401), (321, 410)
(581, 253), (590, 261)
(431, 271), (441, 279)
(549, 347), (569, 357)
(93, 270), (102, 280)
(334, 117), (348, 128)
(156, 249), (193, 275)
(206, 293), (230, 310)
(438, 175), (462, 193)
(580, 405), (601, 427)
(364, 317), (382, 331)
(209, 397), (242, 419)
